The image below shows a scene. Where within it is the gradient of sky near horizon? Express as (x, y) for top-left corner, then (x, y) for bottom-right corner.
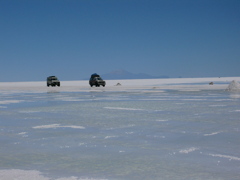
(1, 0), (239, 81)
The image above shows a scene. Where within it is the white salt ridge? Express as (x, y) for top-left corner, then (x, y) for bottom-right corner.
(204, 131), (223, 136)
(179, 147), (199, 154)
(208, 153), (240, 161)
(104, 136), (118, 139)
(33, 124), (85, 129)
(18, 132), (28, 138)
(226, 80), (240, 91)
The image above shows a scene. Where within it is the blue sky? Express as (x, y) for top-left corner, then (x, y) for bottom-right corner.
(1, 0), (239, 81)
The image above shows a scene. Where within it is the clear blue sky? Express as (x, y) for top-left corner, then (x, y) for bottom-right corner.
(1, 0), (239, 81)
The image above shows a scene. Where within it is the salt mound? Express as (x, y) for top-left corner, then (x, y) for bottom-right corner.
(226, 80), (240, 91)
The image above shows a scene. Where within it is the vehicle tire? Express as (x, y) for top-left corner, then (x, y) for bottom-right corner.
(58, 83), (60, 87)
(102, 85), (105, 87)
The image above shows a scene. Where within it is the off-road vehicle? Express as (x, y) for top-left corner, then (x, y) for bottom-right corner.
(89, 73), (106, 87)
(47, 76), (60, 87)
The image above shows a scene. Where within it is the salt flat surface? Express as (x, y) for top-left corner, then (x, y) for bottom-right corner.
(1, 77), (240, 92)
(1, 77), (240, 179)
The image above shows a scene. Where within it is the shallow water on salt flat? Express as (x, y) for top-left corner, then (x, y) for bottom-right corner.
(0, 87), (240, 180)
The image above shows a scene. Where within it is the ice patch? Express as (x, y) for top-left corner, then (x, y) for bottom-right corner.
(179, 147), (199, 154)
(32, 124), (85, 129)
(208, 153), (240, 161)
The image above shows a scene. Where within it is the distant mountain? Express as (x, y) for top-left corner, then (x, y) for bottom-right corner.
(101, 70), (169, 80)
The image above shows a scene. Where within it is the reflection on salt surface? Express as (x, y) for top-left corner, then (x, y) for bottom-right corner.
(32, 124), (85, 129)
(0, 100), (24, 104)
(47, 90), (60, 94)
(229, 93), (240, 99)
(0, 79), (240, 179)
(229, 110), (240, 112)
(156, 119), (168, 122)
(0, 169), (107, 180)
(19, 110), (42, 113)
(208, 105), (227, 107)
(104, 107), (144, 111)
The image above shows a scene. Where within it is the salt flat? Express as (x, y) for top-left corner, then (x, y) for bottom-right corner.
(0, 77), (240, 180)
(0, 77), (240, 92)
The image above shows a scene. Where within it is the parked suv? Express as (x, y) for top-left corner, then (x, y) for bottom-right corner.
(89, 73), (106, 87)
(47, 76), (60, 87)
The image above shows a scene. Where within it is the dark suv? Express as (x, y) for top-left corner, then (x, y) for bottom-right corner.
(89, 73), (106, 87)
(47, 76), (60, 87)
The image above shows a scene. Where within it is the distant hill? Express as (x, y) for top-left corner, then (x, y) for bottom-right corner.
(101, 70), (169, 80)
